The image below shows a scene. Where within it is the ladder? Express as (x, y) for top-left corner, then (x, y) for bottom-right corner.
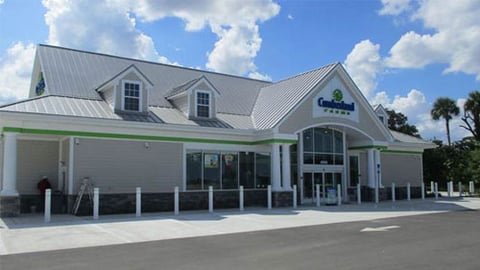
(72, 178), (93, 215)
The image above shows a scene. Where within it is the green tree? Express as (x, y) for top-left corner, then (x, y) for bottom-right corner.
(461, 91), (480, 141)
(386, 109), (420, 138)
(431, 97), (460, 146)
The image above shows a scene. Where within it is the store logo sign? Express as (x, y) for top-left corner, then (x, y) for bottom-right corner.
(313, 87), (359, 122)
(317, 89), (355, 115)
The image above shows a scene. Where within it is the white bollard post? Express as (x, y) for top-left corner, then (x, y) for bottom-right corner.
(93, 187), (99, 220)
(44, 189), (51, 223)
(434, 182), (439, 200)
(357, 183), (361, 205)
(458, 182), (462, 197)
(337, 184), (342, 206)
(430, 181), (434, 193)
(407, 182), (411, 201)
(421, 182), (425, 200)
(267, 185), (272, 209)
(293, 185), (297, 209)
(208, 186), (213, 213)
(174, 186), (179, 215)
(469, 181), (474, 195)
(448, 181), (453, 197)
(136, 187), (141, 217)
(316, 184), (320, 207)
(239, 186), (244, 211)
(391, 183), (396, 203)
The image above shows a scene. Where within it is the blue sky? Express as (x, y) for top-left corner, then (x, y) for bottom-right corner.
(0, 0), (479, 142)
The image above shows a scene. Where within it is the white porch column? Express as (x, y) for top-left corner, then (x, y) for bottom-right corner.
(281, 144), (292, 191)
(0, 132), (19, 196)
(367, 149), (375, 188)
(271, 143), (281, 191)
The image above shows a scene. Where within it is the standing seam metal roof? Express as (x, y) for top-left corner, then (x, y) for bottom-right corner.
(37, 45), (271, 116)
(252, 63), (338, 129)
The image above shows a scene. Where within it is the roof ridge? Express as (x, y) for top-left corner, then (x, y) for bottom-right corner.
(268, 62), (339, 85)
(38, 44), (274, 84)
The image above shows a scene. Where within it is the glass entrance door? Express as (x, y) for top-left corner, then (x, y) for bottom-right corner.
(302, 171), (342, 204)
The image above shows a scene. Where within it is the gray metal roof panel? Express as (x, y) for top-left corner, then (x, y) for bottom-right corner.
(37, 45), (271, 115)
(252, 63), (338, 129)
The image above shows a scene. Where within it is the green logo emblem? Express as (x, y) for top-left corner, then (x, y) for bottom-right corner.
(332, 89), (343, 102)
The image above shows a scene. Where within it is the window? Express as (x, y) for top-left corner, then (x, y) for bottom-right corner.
(303, 127), (344, 165)
(196, 91), (210, 118)
(186, 150), (271, 190)
(349, 155), (359, 186)
(123, 81), (141, 111)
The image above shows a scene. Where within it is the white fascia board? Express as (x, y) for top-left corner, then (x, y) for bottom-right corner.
(0, 111), (261, 141)
(388, 141), (437, 151)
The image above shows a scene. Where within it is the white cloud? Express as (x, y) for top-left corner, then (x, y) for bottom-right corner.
(378, 0), (412, 15)
(0, 42), (36, 104)
(130, 0), (280, 77)
(344, 40), (383, 99)
(287, 14), (294, 20)
(384, 0), (480, 79)
(41, 0), (279, 78)
(42, 0), (173, 64)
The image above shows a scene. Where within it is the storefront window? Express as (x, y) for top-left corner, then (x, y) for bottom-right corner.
(204, 153), (220, 189)
(186, 151), (203, 190)
(186, 150), (270, 190)
(240, 152), (255, 188)
(222, 152), (238, 189)
(303, 127), (344, 165)
(255, 152), (271, 188)
(349, 155), (359, 186)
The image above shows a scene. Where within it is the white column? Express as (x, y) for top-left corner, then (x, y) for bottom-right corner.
(271, 143), (281, 191)
(281, 144), (292, 191)
(458, 182), (462, 197)
(0, 132), (18, 196)
(367, 149), (375, 188)
(316, 184), (320, 207)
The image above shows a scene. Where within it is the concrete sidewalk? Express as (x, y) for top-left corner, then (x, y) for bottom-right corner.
(1, 197), (479, 255)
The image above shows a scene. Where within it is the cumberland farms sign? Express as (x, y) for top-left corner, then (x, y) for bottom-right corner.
(313, 88), (359, 122)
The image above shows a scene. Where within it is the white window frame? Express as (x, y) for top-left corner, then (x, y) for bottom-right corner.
(121, 80), (142, 112)
(194, 90), (211, 118)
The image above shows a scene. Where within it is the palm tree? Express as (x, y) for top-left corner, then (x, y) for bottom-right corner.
(431, 97), (460, 145)
(461, 91), (480, 141)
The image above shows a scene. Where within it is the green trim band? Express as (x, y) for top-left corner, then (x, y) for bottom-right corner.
(3, 127), (297, 145)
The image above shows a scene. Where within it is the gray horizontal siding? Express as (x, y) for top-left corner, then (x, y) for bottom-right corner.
(73, 138), (183, 194)
(17, 140), (59, 194)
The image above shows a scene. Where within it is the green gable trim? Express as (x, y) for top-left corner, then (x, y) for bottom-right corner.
(348, 145), (388, 150)
(2, 127), (297, 145)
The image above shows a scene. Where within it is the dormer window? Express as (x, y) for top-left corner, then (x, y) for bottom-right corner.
(196, 90), (210, 118)
(122, 80), (142, 112)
